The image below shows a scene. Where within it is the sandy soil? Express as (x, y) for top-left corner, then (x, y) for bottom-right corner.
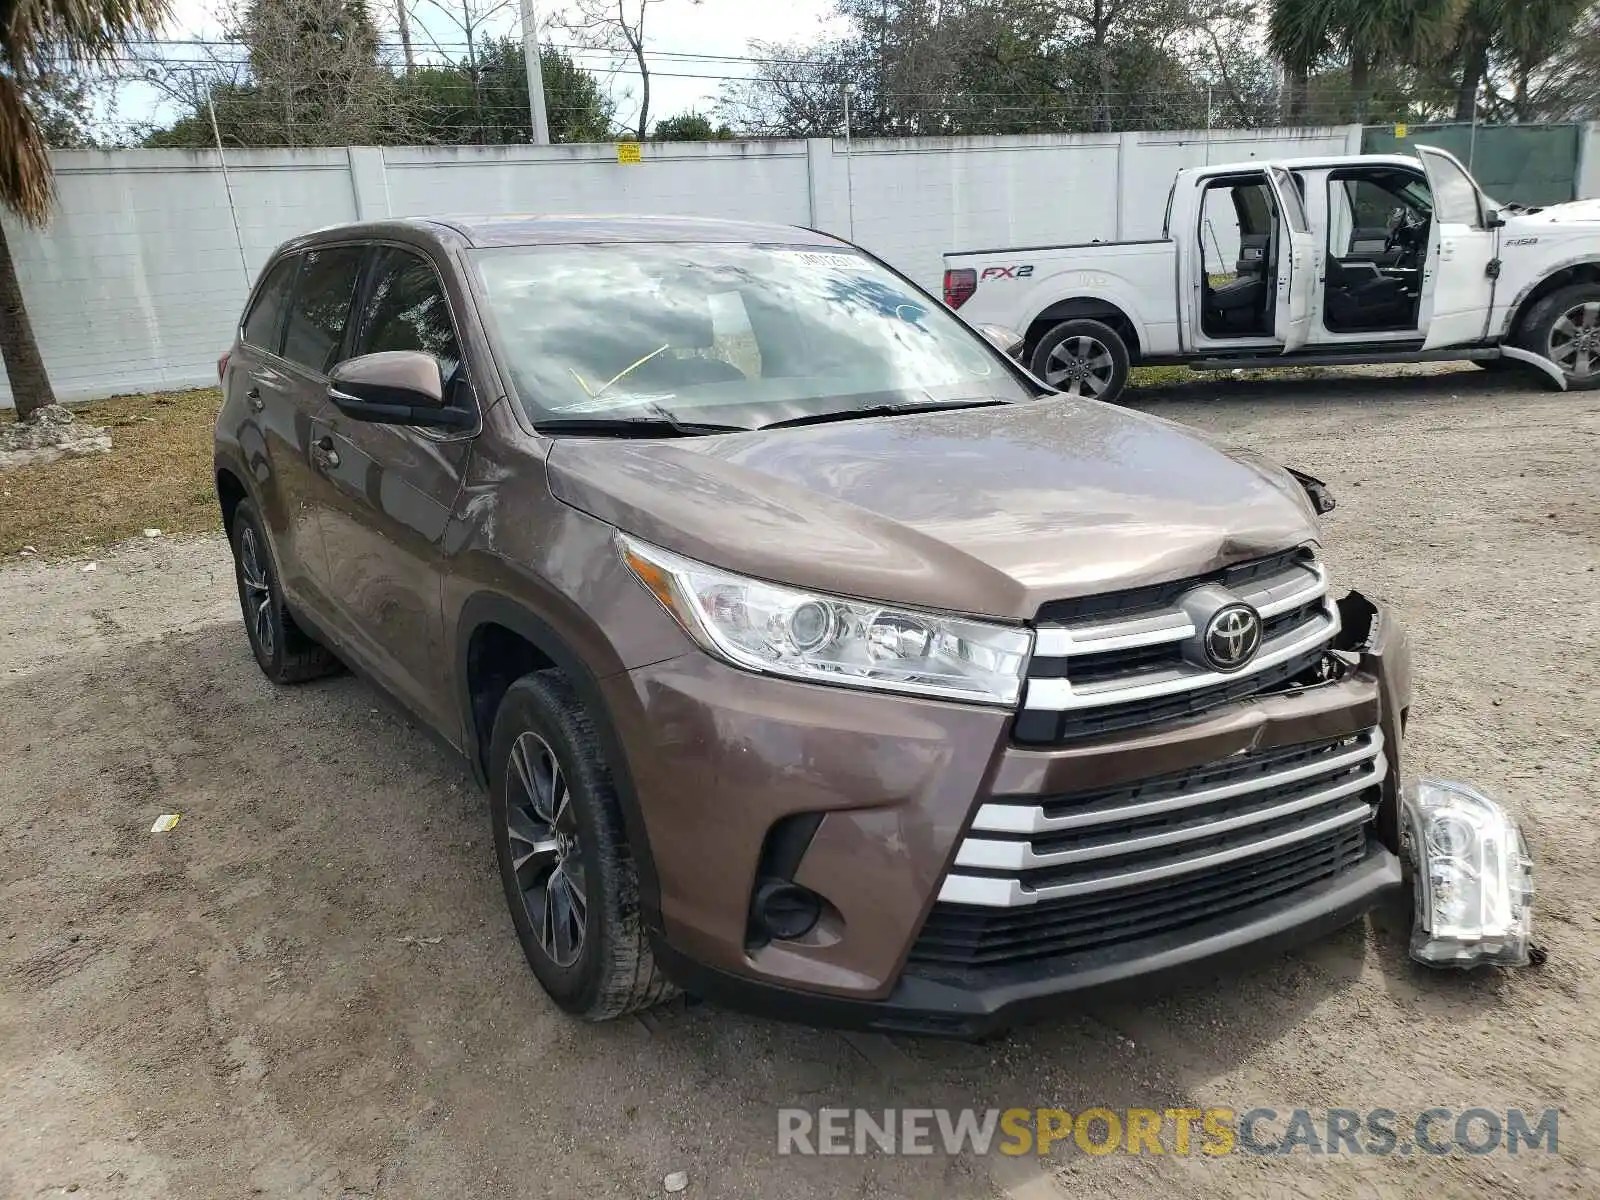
(2, 368), (1597, 1199)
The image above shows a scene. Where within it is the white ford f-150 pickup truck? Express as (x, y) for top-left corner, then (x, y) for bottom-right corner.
(943, 145), (1600, 403)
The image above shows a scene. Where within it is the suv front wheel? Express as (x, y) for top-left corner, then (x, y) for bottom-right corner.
(488, 671), (675, 1020)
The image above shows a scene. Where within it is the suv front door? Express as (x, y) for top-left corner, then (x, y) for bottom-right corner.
(313, 244), (474, 737)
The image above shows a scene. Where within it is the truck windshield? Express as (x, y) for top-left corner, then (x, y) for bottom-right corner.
(472, 242), (1033, 429)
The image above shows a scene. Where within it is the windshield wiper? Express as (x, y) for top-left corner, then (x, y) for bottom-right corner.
(534, 415), (745, 437)
(755, 397), (1013, 430)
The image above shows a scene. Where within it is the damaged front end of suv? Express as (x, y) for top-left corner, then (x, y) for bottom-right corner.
(1281, 474), (1537, 973)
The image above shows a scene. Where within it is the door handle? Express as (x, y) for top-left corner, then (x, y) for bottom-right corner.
(312, 436), (340, 471)
(246, 387), (264, 412)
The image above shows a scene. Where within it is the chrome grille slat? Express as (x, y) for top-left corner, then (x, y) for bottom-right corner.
(954, 752), (1385, 870)
(1023, 598), (1338, 712)
(938, 801), (1375, 907)
(1033, 560), (1326, 658)
(972, 729), (1384, 835)
(937, 726), (1385, 909)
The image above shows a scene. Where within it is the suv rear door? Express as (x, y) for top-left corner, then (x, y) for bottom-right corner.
(227, 252), (335, 606)
(312, 243), (476, 736)
(266, 244), (367, 612)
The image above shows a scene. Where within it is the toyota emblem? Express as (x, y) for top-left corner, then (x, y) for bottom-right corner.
(1203, 603), (1263, 672)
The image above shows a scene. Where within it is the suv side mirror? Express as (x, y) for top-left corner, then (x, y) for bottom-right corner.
(978, 323), (1026, 361)
(1484, 208), (1506, 229)
(328, 351), (474, 430)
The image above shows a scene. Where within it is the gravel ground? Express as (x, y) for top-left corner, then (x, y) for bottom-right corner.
(2, 367), (1597, 1200)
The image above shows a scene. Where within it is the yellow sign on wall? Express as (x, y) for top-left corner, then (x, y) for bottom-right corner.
(617, 141), (642, 164)
(1394, 123), (1408, 138)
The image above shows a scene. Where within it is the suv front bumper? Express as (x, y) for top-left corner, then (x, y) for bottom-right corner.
(601, 599), (1411, 1034)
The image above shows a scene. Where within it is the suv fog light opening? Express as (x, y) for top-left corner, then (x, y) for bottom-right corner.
(752, 879), (824, 943)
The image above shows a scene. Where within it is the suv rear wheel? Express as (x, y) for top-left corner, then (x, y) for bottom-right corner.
(1030, 318), (1131, 403)
(488, 671), (675, 1020)
(229, 499), (340, 684)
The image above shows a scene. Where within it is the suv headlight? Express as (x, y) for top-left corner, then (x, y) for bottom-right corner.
(1403, 778), (1534, 968)
(619, 533), (1033, 705)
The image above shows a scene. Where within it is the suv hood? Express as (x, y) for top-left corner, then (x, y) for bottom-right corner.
(546, 399), (1321, 619)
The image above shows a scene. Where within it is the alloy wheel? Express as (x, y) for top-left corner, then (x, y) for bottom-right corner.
(1548, 300), (1600, 381)
(238, 525), (275, 659)
(1043, 334), (1116, 397)
(504, 732), (588, 968)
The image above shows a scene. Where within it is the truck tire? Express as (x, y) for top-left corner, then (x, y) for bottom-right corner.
(1030, 319), (1130, 404)
(1516, 282), (1600, 390)
(488, 669), (676, 1021)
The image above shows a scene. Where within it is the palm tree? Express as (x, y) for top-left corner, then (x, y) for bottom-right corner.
(1268, 0), (1333, 122)
(1442, 0), (1586, 122)
(1, 0), (170, 422)
(1341, 0), (1455, 119)
(1270, 0), (1455, 122)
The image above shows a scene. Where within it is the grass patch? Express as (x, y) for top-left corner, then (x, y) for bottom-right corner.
(0, 388), (223, 559)
(1129, 365), (1200, 388)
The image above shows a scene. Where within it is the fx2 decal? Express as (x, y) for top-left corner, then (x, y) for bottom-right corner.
(980, 265), (1035, 280)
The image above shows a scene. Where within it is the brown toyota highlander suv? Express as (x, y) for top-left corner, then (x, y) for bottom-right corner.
(214, 215), (1410, 1036)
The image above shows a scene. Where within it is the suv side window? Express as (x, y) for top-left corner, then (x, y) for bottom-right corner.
(1425, 156), (1482, 226)
(282, 246), (365, 375)
(352, 248), (461, 380)
(242, 256), (297, 353)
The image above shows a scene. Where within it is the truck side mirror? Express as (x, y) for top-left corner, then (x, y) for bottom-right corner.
(1484, 208), (1506, 229)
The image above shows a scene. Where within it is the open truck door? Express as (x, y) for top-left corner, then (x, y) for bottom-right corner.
(1415, 145), (1498, 351)
(1266, 166), (1315, 352)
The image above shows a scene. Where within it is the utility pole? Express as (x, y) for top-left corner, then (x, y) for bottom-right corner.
(843, 84), (855, 242)
(396, 0), (416, 72)
(151, 65), (251, 287)
(520, 0), (552, 144)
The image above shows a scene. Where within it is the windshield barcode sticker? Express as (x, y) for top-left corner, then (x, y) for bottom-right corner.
(780, 251), (868, 271)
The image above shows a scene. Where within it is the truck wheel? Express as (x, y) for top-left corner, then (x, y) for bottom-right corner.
(1030, 319), (1130, 403)
(488, 670), (676, 1021)
(1517, 283), (1600, 390)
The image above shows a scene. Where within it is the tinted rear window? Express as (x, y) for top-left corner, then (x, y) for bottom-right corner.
(242, 256), (297, 352)
(282, 246), (365, 375)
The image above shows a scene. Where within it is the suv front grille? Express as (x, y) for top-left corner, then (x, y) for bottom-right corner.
(929, 726), (1385, 915)
(1015, 549), (1338, 745)
(908, 824), (1371, 974)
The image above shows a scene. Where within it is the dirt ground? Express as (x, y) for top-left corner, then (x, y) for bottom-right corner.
(2, 367), (1597, 1199)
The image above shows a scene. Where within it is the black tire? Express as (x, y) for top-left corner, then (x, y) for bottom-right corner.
(1516, 282), (1600, 391)
(489, 670), (675, 1021)
(1029, 318), (1131, 404)
(229, 500), (339, 684)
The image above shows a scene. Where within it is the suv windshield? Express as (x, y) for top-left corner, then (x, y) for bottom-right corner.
(473, 242), (1033, 430)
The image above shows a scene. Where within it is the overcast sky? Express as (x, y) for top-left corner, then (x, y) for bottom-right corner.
(130, 0), (842, 133)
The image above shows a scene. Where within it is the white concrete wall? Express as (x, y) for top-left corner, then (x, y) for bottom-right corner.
(3, 126), (1370, 406)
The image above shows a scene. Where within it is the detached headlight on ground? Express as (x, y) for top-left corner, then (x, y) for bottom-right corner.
(619, 534), (1032, 705)
(1403, 778), (1535, 968)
